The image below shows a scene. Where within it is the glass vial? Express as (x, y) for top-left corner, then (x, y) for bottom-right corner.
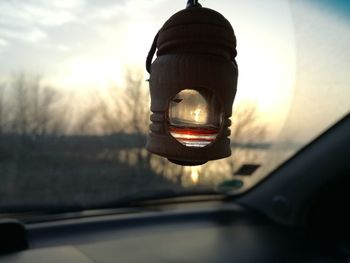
(168, 89), (222, 147)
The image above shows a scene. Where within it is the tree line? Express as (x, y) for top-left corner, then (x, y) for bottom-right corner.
(0, 70), (267, 186)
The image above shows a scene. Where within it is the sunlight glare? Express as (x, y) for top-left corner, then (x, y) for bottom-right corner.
(192, 108), (202, 123)
(52, 57), (123, 90)
(190, 166), (200, 184)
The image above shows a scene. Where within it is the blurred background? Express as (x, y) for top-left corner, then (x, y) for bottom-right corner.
(0, 0), (349, 211)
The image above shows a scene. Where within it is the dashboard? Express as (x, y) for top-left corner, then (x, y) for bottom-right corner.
(1, 200), (325, 263)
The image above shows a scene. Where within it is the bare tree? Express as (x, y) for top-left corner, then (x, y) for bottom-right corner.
(97, 69), (151, 168)
(74, 103), (102, 135)
(3, 73), (66, 136)
(91, 68), (150, 136)
(223, 101), (267, 177)
(122, 68), (150, 134)
(0, 83), (5, 134)
(231, 101), (267, 142)
(97, 88), (126, 135)
(10, 73), (28, 135)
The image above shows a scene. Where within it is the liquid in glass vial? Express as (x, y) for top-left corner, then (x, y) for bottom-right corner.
(168, 89), (222, 147)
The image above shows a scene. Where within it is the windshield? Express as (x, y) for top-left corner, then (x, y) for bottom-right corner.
(0, 0), (349, 213)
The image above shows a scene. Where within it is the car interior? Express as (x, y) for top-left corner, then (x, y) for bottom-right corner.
(0, 0), (349, 262)
(0, 113), (348, 262)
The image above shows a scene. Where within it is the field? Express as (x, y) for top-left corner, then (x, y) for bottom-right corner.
(0, 134), (182, 212)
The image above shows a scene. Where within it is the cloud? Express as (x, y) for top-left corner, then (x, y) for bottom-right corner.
(0, 0), (174, 76)
(0, 1), (78, 27)
(56, 45), (71, 52)
(0, 0), (81, 46)
(0, 38), (8, 47)
(0, 0), (130, 44)
(0, 27), (47, 43)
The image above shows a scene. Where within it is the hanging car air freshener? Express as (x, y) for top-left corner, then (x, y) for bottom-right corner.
(146, 0), (238, 166)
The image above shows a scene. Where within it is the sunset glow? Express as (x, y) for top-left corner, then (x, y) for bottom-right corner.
(192, 109), (202, 123)
(1, 0), (348, 143)
(190, 166), (199, 184)
(0, 0), (349, 194)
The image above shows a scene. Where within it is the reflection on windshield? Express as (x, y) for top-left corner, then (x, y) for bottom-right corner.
(0, 0), (349, 212)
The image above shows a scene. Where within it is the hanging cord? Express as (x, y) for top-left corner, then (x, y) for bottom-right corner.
(186, 0), (201, 8)
(146, 1), (202, 74)
(146, 32), (159, 74)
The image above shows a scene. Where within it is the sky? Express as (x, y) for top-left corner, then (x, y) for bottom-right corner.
(0, 0), (349, 142)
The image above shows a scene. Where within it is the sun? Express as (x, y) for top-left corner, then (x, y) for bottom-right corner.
(50, 57), (123, 90)
(190, 166), (200, 184)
